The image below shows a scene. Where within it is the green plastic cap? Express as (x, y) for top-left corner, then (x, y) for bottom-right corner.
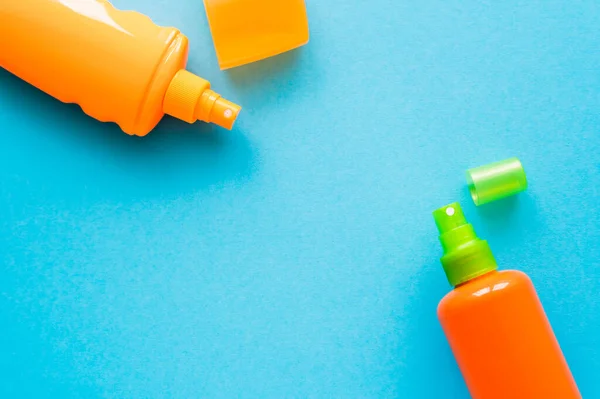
(433, 203), (497, 287)
(466, 157), (528, 206)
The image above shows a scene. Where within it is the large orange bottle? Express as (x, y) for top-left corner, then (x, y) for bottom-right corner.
(433, 203), (581, 399)
(0, 0), (240, 136)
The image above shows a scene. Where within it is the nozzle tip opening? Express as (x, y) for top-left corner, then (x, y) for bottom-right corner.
(210, 97), (241, 130)
(433, 202), (467, 234)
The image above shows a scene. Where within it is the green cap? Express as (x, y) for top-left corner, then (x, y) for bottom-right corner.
(466, 157), (528, 206)
(433, 203), (497, 287)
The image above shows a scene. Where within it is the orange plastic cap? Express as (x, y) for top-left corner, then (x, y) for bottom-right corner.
(163, 70), (241, 130)
(203, 0), (310, 69)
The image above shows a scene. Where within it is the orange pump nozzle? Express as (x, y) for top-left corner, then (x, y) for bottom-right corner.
(206, 96), (241, 130)
(163, 70), (241, 130)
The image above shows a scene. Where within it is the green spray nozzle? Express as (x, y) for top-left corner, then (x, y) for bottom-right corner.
(433, 203), (497, 287)
(434, 203), (468, 234)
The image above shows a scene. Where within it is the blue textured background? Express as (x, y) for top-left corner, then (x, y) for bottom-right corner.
(1, 0), (599, 397)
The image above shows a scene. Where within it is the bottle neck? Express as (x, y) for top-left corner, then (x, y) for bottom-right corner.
(455, 269), (497, 288)
(441, 238), (497, 287)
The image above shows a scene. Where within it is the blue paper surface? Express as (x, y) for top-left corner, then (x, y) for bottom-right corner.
(1, 0), (599, 397)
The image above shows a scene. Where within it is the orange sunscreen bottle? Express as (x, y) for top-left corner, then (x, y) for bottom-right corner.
(0, 0), (241, 136)
(433, 203), (581, 399)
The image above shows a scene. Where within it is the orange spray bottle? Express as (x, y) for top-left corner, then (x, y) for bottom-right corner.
(0, 0), (241, 136)
(433, 203), (581, 399)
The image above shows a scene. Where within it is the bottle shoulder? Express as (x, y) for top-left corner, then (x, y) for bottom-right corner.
(438, 270), (534, 316)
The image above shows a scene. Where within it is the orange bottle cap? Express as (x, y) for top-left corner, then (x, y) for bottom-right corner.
(203, 0), (310, 70)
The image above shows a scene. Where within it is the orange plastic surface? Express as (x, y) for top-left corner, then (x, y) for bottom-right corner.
(0, 0), (239, 136)
(204, 0), (309, 69)
(438, 270), (581, 399)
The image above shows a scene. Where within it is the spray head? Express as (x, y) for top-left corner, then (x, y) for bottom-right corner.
(433, 203), (497, 287)
(163, 70), (241, 130)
